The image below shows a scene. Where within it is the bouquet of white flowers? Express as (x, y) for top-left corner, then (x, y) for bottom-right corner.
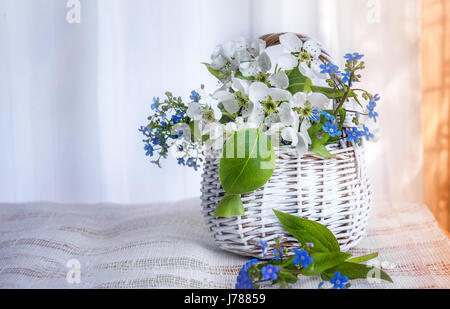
(141, 32), (379, 219)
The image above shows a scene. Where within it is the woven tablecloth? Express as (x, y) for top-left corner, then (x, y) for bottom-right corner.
(0, 199), (449, 289)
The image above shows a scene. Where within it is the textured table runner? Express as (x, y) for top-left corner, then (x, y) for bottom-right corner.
(0, 199), (449, 289)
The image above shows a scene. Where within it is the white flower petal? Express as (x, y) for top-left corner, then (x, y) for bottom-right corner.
(258, 51), (272, 73)
(299, 62), (316, 80)
(278, 53), (299, 70)
(222, 99), (240, 114)
(211, 45), (222, 59)
(290, 92), (307, 108)
(246, 102), (265, 127)
(278, 102), (295, 126)
(248, 82), (269, 104)
(249, 39), (266, 57)
(222, 41), (237, 60)
(279, 33), (303, 52)
(231, 78), (250, 95)
(236, 49), (251, 63)
(186, 102), (203, 120)
(269, 71), (289, 89)
(239, 61), (259, 77)
(236, 37), (249, 50)
(281, 127), (299, 146)
(212, 105), (222, 121)
(214, 91), (240, 114)
(295, 133), (309, 156)
(210, 54), (227, 70)
(300, 120), (312, 145)
(268, 88), (292, 102)
(308, 93), (332, 110)
(303, 40), (322, 59)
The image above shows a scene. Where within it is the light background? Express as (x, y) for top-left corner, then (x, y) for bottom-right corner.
(0, 0), (422, 205)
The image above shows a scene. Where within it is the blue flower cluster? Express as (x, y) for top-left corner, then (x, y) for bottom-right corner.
(293, 249), (313, 268)
(345, 127), (363, 143)
(190, 90), (201, 103)
(323, 121), (341, 137)
(330, 271), (349, 289)
(320, 62), (341, 75)
(341, 71), (352, 85)
(367, 93), (380, 122)
(310, 109), (321, 122)
(235, 259), (258, 289)
(344, 52), (364, 62)
(140, 94), (201, 170)
(177, 156), (200, 171)
(272, 248), (284, 260)
(261, 265), (281, 281)
(318, 271), (350, 289)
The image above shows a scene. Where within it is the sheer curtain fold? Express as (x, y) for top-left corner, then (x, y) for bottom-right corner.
(0, 0), (422, 204)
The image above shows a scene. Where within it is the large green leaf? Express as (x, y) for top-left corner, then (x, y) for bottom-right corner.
(286, 67), (312, 94)
(214, 194), (244, 217)
(301, 252), (352, 276)
(273, 210), (341, 253)
(219, 129), (275, 195)
(321, 262), (393, 283)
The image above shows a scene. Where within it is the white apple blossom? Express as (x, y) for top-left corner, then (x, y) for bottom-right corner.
(245, 82), (292, 127)
(290, 91), (332, 111)
(269, 71), (289, 89)
(278, 33), (303, 70)
(210, 38), (272, 78)
(214, 90), (240, 114)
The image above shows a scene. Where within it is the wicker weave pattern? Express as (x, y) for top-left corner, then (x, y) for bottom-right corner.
(201, 143), (373, 258)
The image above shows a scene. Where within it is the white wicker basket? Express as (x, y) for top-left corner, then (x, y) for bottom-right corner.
(200, 33), (373, 258)
(201, 142), (373, 259)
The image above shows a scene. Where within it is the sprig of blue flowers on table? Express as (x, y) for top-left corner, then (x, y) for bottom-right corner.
(235, 210), (393, 289)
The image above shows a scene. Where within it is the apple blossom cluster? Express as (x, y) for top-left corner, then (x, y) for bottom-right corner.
(140, 33), (381, 168)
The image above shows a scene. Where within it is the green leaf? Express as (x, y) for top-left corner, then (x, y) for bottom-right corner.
(214, 194), (245, 217)
(286, 67), (312, 94)
(311, 144), (338, 159)
(277, 270), (298, 284)
(322, 262), (393, 283)
(273, 210), (340, 253)
(219, 129), (275, 195)
(202, 63), (228, 81)
(346, 252), (378, 264)
(307, 121), (339, 158)
(308, 122), (329, 147)
(310, 86), (347, 99)
(301, 252), (352, 276)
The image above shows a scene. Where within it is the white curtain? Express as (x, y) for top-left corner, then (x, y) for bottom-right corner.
(0, 0), (422, 204)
